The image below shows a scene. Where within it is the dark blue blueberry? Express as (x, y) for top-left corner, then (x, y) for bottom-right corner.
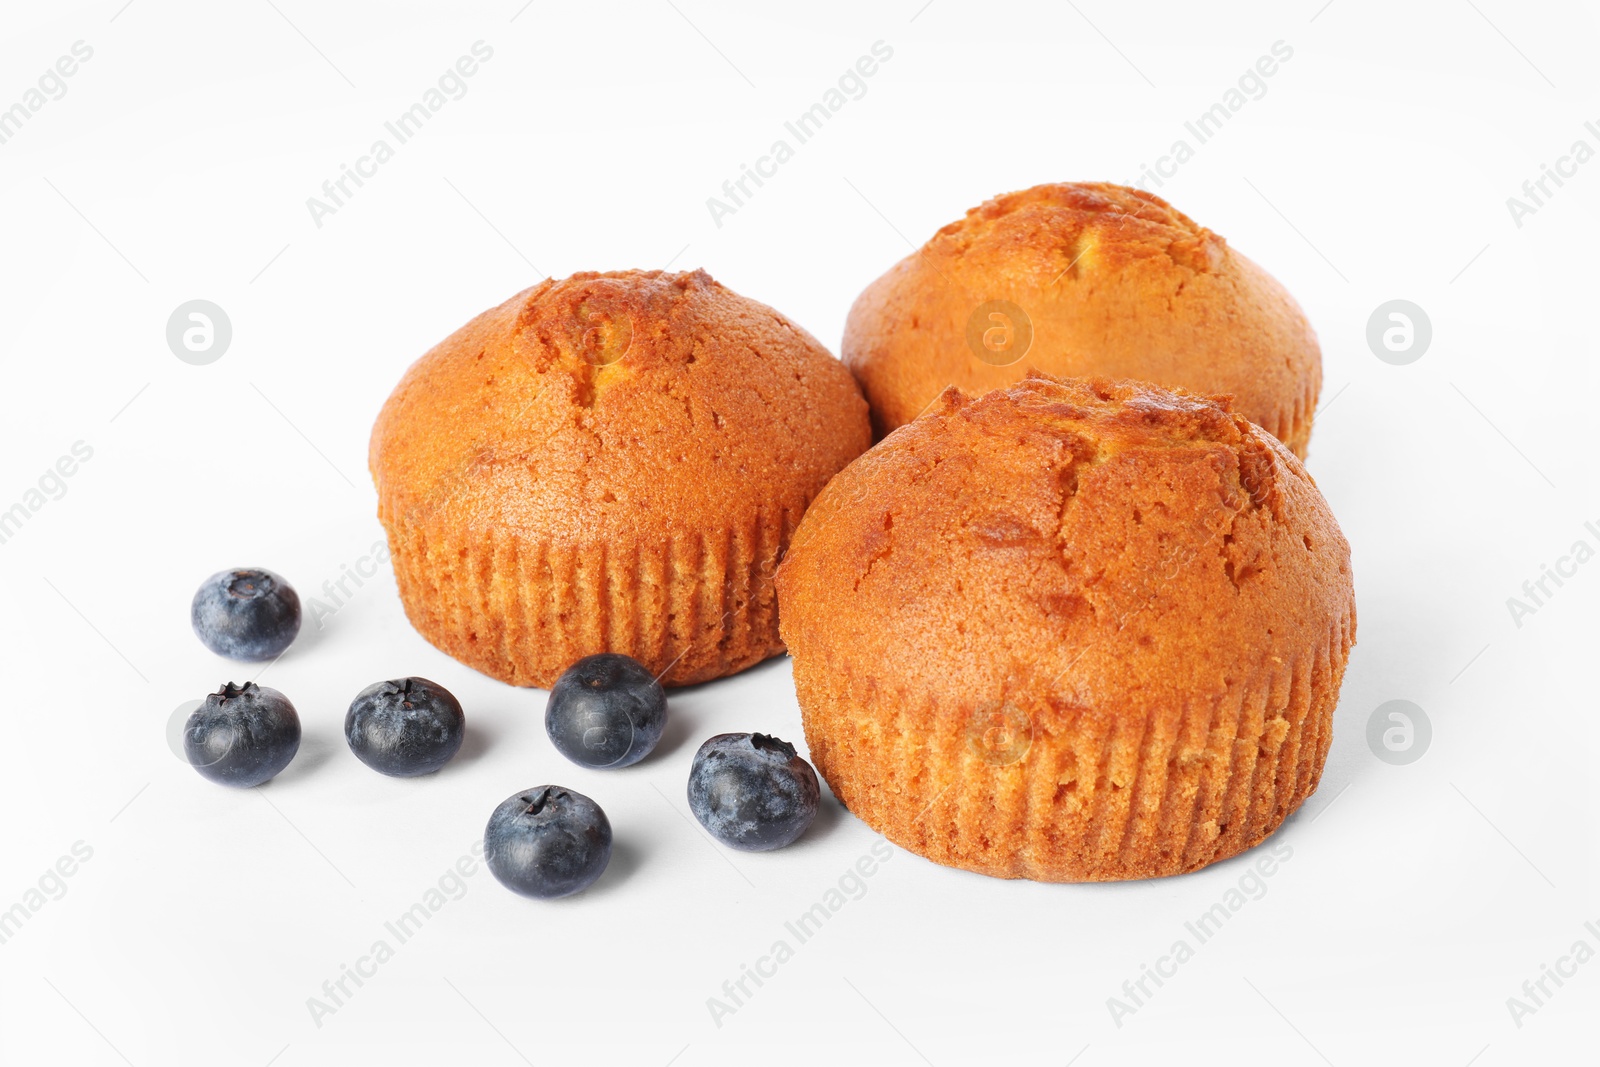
(191, 568), (301, 661)
(687, 733), (820, 851)
(184, 682), (301, 787)
(545, 653), (666, 769)
(345, 677), (465, 777)
(484, 787), (612, 899)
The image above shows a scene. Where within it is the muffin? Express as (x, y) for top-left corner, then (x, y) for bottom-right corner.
(371, 269), (870, 688)
(843, 182), (1322, 456)
(775, 374), (1355, 881)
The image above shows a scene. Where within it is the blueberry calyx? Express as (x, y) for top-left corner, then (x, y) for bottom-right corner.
(226, 572), (274, 599)
(750, 733), (796, 760)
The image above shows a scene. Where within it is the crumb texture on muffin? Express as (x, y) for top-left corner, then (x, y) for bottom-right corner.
(842, 182), (1321, 455)
(776, 374), (1354, 881)
(372, 269), (871, 687)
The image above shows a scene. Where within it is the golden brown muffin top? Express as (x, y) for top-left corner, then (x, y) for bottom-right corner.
(841, 182), (1321, 452)
(925, 181), (1226, 278)
(371, 269), (870, 543)
(776, 373), (1352, 722)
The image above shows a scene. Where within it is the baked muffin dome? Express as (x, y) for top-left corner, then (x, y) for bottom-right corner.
(775, 374), (1355, 882)
(371, 269), (870, 688)
(843, 182), (1322, 456)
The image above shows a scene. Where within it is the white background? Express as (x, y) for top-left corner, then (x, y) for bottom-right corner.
(1, 1), (1596, 1064)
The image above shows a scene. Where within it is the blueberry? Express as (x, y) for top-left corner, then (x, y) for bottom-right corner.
(183, 682), (301, 787)
(484, 787), (612, 899)
(687, 733), (820, 851)
(191, 568), (301, 661)
(545, 654), (667, 769)
(345, 677), (465, 777)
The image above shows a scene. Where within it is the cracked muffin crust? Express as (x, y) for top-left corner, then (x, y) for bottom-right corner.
(775, 374), (1355, 881)
(371, 269), (871, 688)
(842, 182), (1322, 456)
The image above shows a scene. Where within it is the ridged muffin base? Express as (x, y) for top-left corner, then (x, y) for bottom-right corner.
(379, 498), (801, 688)
(795, 601), (1355, 882)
